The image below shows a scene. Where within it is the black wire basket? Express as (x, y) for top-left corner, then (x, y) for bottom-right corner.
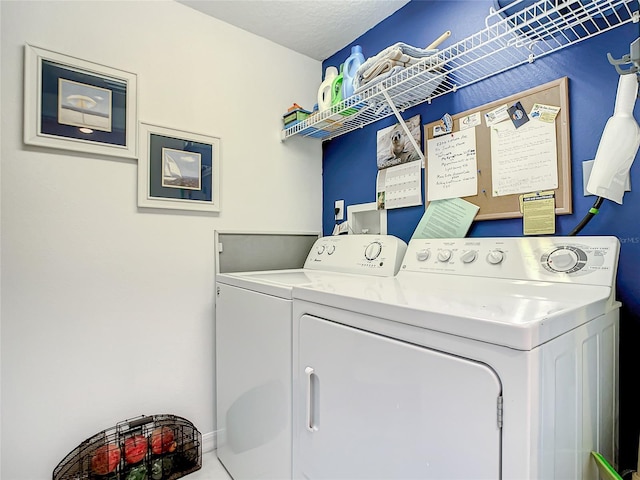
(53, 414), (202, 480)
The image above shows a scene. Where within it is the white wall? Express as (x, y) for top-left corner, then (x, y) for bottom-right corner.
(0, 1), (322, 478)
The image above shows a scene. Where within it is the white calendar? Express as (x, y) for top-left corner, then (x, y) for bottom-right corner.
(376, 161), (423, 210)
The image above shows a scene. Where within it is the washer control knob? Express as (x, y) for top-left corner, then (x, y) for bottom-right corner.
(316, 245), (325, 255)
(460, 250), (477, 264)
(364, 241), (383, 261)
(416, 249), (430, 261)
(487, 250), (505, 265)
(326, 245), (336, 255)
(437, 249), (452, 262)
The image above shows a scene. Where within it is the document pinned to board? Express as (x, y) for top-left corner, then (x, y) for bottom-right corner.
(411, 197), (479, 239)
(520, 191), (556, 236)
(490, 120), (558, 197)
(426, 129), (478, 201)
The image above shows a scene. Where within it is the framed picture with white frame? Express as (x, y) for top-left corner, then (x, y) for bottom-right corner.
(137, 123), (221, 213)
(23, 43), (138, 159)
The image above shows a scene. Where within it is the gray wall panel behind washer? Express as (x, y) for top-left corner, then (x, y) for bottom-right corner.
(215, 231), (320, 274)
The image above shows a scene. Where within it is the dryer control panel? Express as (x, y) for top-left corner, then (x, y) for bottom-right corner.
(304, 235), (407, 277)
(401, 236), (620, 286)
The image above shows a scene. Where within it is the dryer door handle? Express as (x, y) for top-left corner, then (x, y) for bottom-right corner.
(305, 366), (319, 432)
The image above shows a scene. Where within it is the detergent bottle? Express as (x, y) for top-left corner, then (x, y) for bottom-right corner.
(317, 66), (338, 112)
(342, 45), (365, 99)
(331, 64), (345, 107)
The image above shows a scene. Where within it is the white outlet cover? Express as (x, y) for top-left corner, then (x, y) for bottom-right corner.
(335, 199), (345, 220)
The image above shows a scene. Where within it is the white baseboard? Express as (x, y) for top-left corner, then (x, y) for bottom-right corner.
(201, 431), (216, 453)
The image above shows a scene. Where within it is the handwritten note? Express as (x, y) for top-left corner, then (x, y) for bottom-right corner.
(490, 120), (558, 196)
(426, 129), (478, 201)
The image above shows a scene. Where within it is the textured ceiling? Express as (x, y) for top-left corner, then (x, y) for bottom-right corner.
(176, 0), (410, 61)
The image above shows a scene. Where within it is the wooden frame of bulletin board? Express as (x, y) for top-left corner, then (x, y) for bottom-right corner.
(424, 77), (571, 220)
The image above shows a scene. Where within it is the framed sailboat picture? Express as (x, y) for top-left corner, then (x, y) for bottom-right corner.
(23, 44), (138, 158)
(137, 123), (221, 212)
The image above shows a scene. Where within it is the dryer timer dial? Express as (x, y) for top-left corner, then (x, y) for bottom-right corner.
(541, 246), (587, 273)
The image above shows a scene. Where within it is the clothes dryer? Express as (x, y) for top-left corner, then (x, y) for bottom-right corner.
(215, 234), (406, 479)
(292, 236), (620, 480)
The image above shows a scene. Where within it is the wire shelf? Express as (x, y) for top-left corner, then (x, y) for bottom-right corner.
(281, 0), (638, 142)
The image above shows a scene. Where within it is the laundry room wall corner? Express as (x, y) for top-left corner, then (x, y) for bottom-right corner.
(0, 1), (322, 479)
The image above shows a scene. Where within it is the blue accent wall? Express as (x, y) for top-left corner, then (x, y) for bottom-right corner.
(322, 0), (640, 470)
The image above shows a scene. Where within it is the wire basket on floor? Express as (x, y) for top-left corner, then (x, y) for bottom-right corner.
(53, 414), (202, 480)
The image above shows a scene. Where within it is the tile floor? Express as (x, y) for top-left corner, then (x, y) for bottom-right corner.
(187, 450), (232, 479)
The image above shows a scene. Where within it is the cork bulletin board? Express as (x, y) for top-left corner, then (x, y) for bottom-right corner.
(424, 77), (571, 221)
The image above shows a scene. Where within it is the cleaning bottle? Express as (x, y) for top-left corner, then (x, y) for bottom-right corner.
(342, 45), (365, 99)
(317, 66), (338, 112)
(331, 64), (345, 107)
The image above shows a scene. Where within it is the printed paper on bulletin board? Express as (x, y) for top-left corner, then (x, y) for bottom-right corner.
(423, 77), (571, 221)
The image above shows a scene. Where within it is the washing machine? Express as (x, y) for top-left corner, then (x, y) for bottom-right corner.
(292, 236), (620, 480)
(214, 234), (407, 479)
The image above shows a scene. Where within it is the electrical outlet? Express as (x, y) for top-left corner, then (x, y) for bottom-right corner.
(335, 199), (345, 221)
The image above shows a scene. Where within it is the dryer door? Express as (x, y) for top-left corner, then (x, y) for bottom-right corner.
(296, 314), (502, 479)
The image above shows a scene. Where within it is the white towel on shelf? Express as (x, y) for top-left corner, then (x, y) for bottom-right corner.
(354, 42), (439, 91)
(361, 59), (405, 82)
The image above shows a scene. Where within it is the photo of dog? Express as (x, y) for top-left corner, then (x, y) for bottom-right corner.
(376, 114), (422, 169)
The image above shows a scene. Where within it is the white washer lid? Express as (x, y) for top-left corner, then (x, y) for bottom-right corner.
(292, 273), (617, 350)
(216, 269), (368, 299)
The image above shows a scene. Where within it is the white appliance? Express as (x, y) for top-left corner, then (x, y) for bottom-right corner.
(292, 236), (620, 480)
(215, 234), (407, 479)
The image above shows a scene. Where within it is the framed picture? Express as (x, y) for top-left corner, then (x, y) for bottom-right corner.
(138, 123), (221, 212)
(23, 44), (137, 158)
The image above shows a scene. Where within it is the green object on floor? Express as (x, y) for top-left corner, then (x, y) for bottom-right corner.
(592, 452), (623, 480)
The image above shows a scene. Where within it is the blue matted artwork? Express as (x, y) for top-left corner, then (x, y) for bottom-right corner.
(137, 123), (220, 213)
(40, 60), (127, 146)
(149, 134), (213, 202)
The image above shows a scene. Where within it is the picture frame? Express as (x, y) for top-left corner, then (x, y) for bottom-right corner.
(138, 123), (221, 213)
(23, 44), (138, 159)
